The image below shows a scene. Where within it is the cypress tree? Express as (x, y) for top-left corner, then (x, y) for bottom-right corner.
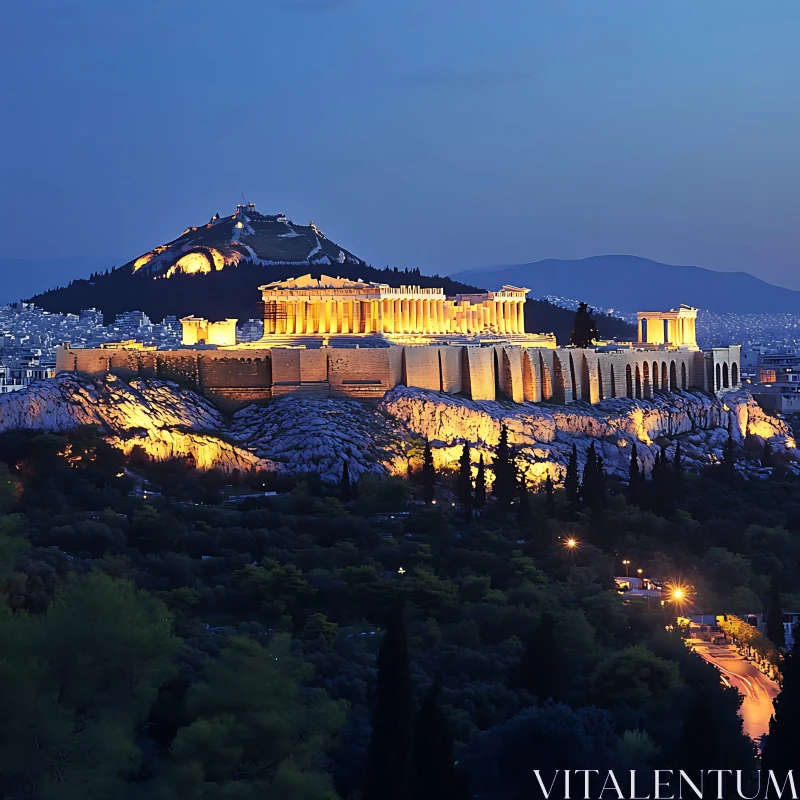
(569, 301), (600, 349)
(722, 432), (736, 482)
(513, 612), (561, 701)
(339, 460), (352, 503)
(422, 441), (436, 505)
(564, 444), (579, 510)
(474, 455), (486, 508)
(764, 624), (800, 773)
(517, 467), (531, 522)
(492, 424), (515, 509)
(763, 440), (773, 468)
(627, 442), (641, 506)
(412, 677), (471, 800)
(544, 474), (555, 517)
(673, 440), (684, 497)
(767, 580), (786, 650)
(365, 605), (415, 800)
(456, 443), (472, 515)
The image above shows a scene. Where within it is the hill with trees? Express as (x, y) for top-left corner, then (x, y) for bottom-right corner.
(1, 418), (799, 797)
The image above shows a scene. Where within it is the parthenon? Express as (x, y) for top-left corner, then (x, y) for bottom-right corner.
(258, 274), (530, 338)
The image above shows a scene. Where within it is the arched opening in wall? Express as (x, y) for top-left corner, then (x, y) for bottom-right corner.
(641, 318), (648, 341)
(552, 355), (566, 403)
(715, 363), (722, 391)
(652, 361), (659, 391)
(610, 364), (616, 398)
(732, 362), (739, 386)
(438, 350), (445, 392)
(681, 362), (687, 390)
(661, 362), (668, 389)
(597, 362), (604, 400)
(569, 353), (578, 401)
(401, 349), (409, 387)
(642, 361), (651, 398)
(539, 353), (553, 400)
(635, 365), (642, 399)
(494, 350), (503, 399)
(522, 351), (536, 401)
(625, 364), (633, 398)
(670, 361), (677, 391)
(581, 355), (591, 402)
(723, 362), (729, 389)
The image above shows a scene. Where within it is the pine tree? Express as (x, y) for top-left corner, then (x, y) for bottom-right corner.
(456, 443), (473, 514)
(564, 444), (579, 510)
(492, 424), (515, 509)
(474, 455), (486, 509)
(767, 580), (786, 650)
(339, 460), (352, 503)
(569, 302), (600, 349)
(412, 677), (471, 800)
(763, 440), (773, 468)
(627, 442), (642, 506)
(544, 474), (555, 517)
(364, 605), (415, 800)
(763, 625), (800, 773)
(422, 441), (436, 506)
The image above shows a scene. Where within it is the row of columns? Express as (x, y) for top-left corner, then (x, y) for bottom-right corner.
(264, 298), (526, 336)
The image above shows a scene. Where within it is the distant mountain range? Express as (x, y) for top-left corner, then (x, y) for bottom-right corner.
(451, 255), (800, 315)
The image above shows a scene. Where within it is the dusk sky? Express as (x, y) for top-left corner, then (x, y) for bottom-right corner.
(1, 0), (799, 288)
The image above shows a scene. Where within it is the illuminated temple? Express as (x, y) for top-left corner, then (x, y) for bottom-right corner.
(57, 278), (741, 410)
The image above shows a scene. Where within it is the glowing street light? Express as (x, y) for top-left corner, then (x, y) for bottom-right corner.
(622, 559), (631, 577)
(565, 537), (578, 550)
(637, 568), (643, 576)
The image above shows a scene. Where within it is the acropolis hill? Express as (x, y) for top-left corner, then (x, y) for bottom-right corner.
(56, 273), (741, 411)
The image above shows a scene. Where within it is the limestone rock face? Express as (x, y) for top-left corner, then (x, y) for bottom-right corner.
(0, 375), (265, 473)
(379, 386), (796, 484)
(230, 397), (411, 484)
(0, 376), (794, 484)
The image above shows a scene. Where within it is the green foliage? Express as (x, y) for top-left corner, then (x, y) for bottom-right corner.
(590, 645), (682, 709)
(159, 635), (344, 798)
(0, 571), (180, 800)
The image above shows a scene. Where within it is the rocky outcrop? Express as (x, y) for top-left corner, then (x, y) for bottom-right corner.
(0, 375), (266, 473)
(379, 387), (796, 484)
(0, 376), (794, 484)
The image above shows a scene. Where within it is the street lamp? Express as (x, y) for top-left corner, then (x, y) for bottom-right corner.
(622, 559), (630, 577)
(637, 568), (643, 576)
(564, 537), (579, 550)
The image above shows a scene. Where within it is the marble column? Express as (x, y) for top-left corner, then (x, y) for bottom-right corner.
(517, 301), (525, 334)
(394, 299), (401, 332)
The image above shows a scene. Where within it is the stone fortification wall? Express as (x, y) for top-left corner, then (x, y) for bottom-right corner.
(56, 342), (741, 411)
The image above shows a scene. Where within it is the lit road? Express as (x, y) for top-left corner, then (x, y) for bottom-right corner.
(689, 638), (779, 743)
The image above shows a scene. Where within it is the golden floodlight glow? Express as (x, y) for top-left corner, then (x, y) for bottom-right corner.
(565, 537), (578, 549)
(166, 252), (212, 278)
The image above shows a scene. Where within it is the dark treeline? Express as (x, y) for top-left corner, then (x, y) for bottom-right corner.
(0, 423), (798, 798)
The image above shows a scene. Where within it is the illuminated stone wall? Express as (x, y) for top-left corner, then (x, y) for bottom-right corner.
(56, 342), (741, 410)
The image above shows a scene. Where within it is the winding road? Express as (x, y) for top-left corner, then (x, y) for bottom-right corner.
(689, 638), (779, 743)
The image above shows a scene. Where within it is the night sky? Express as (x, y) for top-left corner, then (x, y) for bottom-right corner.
(1, 1), (798, 288)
